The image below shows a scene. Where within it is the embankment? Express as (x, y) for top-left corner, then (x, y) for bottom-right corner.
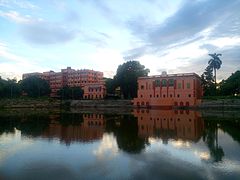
(0, 98), (60, 109)
(198, 99), (240, 109)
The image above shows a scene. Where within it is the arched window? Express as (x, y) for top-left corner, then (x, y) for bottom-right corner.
(155, 79), (161, 87)
(162, 79), (167, 87)
(169, 79), (174, 86)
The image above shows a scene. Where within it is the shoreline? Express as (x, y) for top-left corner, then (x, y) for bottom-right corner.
(0, 98), (240, 109)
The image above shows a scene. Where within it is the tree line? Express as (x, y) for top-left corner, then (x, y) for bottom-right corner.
(0, 57), (239, 99)
(0, 76), (83, 99)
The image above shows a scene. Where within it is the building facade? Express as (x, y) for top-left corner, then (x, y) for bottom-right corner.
(22, 67), (106, 99)
(133, 72), (203, 107)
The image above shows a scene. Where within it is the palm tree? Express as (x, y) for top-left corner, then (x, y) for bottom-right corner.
(208, 53), (222, 88)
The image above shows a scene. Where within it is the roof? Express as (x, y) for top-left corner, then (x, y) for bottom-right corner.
(138, 73), (201, 80)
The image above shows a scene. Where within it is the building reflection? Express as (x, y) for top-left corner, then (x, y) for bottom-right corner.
(133, 109), (204, 143)
(42, 113), (105, 145)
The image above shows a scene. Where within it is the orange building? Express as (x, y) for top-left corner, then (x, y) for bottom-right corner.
(83, 83), (106, 99)
(133, 109), (204, 142)
(133, 72), (203, 107)
(22, 67), (106, 99)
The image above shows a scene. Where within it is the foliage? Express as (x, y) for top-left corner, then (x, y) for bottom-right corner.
(57, 86), (84, 99)
(208, 53), (222, 86)
(104, 78), (116, 94)
(114, 61), (149, 99)
(219, 70), (240, 96)
(0, 78), (21, 98)
(201, 65), (215, 96)
(20, 76), (50, 97)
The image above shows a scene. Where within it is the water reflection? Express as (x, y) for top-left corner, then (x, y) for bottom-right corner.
(0, 109), (240, 179)
(133, 109), (204, 143)
(43, 114), (105, 145)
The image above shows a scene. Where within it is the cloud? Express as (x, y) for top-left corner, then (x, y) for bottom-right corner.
(0, 9), (80, 45)
(0, 10), (33, 24)
(124, 0), (240, 58)
(0, 41), (47, 79)
(20, 22), (79, 44)
(0, 0), (38, 10)
(121, 0), (240, 80)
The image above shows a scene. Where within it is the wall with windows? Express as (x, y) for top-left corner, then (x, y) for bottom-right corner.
(83, 83), (106, 99)
(133, 73), (203, 107)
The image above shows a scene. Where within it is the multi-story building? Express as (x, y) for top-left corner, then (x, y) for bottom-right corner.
(22, 67), (106, 99)
(133, 72), (203, 107)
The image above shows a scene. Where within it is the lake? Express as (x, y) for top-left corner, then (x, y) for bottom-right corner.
(0, 109), (240, 180)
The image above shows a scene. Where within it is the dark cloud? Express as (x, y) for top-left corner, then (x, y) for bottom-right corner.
(124, 0), (240, 59)
(20, 22), (78, 44)
(95, 31), (111, 39)
(123, 46), (149, 60)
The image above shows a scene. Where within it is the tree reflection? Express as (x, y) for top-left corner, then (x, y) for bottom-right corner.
(105, 114), (149, 154)
(203, 121), (224, 162)
(0, 113), (50, 137)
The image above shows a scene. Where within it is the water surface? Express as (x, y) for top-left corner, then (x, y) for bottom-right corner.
(0, 109), (240, 180)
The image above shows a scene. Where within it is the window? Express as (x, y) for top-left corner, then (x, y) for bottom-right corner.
(169, 79), (174, 86)
(150, 94), (152, 98)
(178, 83), (182, 89)
(163, 94), (166, 98)
(188, 94), (191, 97)
(170, 94), (172, 97)
(155, 79), (160, 87)
(187, 83), (190, 89)
(177, 94), (180, 98)
(157, 94), (159, 97)
(141, 85), (144, 90)
(162, 79), (167, 87)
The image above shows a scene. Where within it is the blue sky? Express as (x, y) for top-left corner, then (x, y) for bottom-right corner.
(0, 0), (240, 80)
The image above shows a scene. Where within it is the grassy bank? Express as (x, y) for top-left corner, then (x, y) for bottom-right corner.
(0, 97), (60, 109)
(1, 97), (240, 109)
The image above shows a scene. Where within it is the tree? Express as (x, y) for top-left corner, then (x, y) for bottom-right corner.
(104, 78), (116, 94)
(57, 86), (84, 99)
(201, 65), (215, 96)
(0, 78), (21, 98)
(114, 61), (150, 99)
(20, 76), (50, 97)
(208, 53), (222, 88)
(219, 70), (240, 96)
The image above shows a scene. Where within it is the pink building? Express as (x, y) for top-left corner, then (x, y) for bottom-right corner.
(22, 67), (106, 99)
(133, 72), (203, 107)
(83, 83), (106, 99)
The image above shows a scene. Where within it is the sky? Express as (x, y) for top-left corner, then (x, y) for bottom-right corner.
(0, 0), (240, 81)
